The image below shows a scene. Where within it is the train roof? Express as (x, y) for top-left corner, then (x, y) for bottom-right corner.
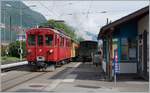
(26, 27), (71, 39)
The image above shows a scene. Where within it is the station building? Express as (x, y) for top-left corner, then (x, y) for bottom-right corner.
(97, 6), (149, 80)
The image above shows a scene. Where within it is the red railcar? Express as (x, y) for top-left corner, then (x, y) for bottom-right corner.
(26, 27), (71, 71)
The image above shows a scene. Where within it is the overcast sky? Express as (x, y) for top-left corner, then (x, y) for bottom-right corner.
(23, 1), (149, 40)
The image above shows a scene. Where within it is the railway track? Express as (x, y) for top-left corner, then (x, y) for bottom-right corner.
(2, 72), (48, 91)
(1, 62), (75, 92)
(1, 63), (46, 91)
(1, 64), (52, 91)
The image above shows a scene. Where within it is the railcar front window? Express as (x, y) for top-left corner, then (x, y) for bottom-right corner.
(38, 35), (43, 45)
(46, 35), (53, 46)
(28, 35), (35, 45)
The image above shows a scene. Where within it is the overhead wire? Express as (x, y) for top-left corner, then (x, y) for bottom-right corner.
(86, 0), (93, 19)
(86, 0), (93, 33)
(39, 1), (59, 19)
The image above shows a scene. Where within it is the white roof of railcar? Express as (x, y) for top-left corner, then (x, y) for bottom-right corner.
(27, 27), (71, 39)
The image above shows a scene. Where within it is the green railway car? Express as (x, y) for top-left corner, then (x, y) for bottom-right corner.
(79, 41), (98, 62)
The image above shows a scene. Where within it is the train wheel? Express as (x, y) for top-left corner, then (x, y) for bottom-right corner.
(61, 61), (66, 65)
(66, 59), (70, 64)
(56, 62), (62, 67)
(46, 64), (56, 72)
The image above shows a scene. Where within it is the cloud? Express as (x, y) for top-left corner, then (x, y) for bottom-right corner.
(23, 1), (149, 40)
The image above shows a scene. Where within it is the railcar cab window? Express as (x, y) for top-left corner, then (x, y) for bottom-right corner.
(46, 35), (53, 46)
(38, 35), (43, 46)
(28, 35), (35, 45)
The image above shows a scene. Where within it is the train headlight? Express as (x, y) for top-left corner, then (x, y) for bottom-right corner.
(49, 49), (53, 54)
(28, 49), (31, 53)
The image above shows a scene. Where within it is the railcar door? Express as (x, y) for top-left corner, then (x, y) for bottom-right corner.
(54, 34), (59, 61)
(27, 34), (36, 61)
(57, 35), (60, 61)
(45, 34), (54, 61)
(36, 34), (44, 60)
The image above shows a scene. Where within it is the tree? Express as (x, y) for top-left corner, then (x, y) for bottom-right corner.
(40, 19), (84, 42)
(77, 36), (84, 42)
(1, 45), (8, 56)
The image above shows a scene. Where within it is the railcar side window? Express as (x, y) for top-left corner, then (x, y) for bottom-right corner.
(46, 35), (53, 46)
(55, 35), (57, 46)
(38, 35), (43, 45)
(60, 36), (64, 47)
(67, 40), (70, 47)
(62, 38), (64, 46)
(66, 40), (68, 47)
(28, 35), (35, 45)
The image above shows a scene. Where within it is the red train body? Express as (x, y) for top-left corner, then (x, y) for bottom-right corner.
(26, 27), (72, 71)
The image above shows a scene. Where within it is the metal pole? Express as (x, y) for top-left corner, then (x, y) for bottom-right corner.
(106, 18), (109, 25)
(18, 3), (36, 61)
(4, 8), (5, 43)
(9, 16), (11, 43)
(114, 71), (117, 87)
(20, 1), (22, 61)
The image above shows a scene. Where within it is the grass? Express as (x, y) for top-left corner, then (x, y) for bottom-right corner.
(1, 56), (26, 64)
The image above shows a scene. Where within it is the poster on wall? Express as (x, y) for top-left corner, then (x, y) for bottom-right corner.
(112, 44), (117, 58)
(112, 38), (118, 58)
(121, 46), (128, 60)
(129, 48), (136, 58)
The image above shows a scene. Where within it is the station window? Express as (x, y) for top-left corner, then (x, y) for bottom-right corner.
(38, 35), (43, 46)
(45, 35), (53, 46)
(121, 38), (137, 61)
(121, 38), (129, 60)
(28, 35), (35, 45)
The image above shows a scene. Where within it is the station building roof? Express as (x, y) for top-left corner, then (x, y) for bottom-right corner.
(98, 6), (149, 39)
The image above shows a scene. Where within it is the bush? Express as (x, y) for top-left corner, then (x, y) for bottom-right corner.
(8, 41), (26, 58)
(1, 45), (9, 56)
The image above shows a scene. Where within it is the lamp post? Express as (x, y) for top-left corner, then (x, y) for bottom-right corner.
(4, 6), (5, 44)
(19, 3), (36, 61)
(6, 4), (12, 43)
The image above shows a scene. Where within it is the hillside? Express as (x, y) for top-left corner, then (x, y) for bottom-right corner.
(1, 1), (47, 43)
